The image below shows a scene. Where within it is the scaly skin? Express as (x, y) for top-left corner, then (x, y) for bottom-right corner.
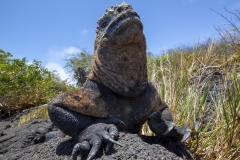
(48, 2), (191, 160)
(72, 123), (124, 160)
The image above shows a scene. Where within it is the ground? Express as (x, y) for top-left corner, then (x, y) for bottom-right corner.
(0, 115), (193, 160)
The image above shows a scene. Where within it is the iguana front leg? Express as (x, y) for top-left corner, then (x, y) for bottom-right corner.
(72, 123), (124, 160)
(148, 108), (191, 142)
(47, 103), (125, 139)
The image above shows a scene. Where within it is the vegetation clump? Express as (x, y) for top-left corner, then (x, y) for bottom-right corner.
(144, 8), (240, 158)
(64, 49), (92, 86)
(145, 40), (240, 159)
(0, 50), (74, 118)
(18, 104), (49, 126)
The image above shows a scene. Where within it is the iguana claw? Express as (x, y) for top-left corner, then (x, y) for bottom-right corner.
(181, 128), (192, 142)
(148, 110), (191, 142)
(163, 121), (175, 135)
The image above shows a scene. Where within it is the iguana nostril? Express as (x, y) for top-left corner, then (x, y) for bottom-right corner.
(117, 8), (122, 13)
(74, 96), (81, 102)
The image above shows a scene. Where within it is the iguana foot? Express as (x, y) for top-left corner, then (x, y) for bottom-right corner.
(148, 110), (191, 142)
(72, 123), (124, 160)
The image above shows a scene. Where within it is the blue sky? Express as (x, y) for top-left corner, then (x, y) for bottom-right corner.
(0, 0), (239, 82)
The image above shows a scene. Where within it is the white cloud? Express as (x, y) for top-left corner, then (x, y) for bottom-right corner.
(63, 46), (82, 55)
(81, 29), (89, 35)
(45, 62), (69, 80)
(45, 46), (82, 84)
(48, 46), (81, 59)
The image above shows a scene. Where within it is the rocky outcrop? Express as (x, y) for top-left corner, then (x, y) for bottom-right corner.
(0, 118), (193, 160)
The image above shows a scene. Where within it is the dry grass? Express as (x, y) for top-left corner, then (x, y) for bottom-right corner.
(144, 41), (240, 160)
(18, 104), (49, 126)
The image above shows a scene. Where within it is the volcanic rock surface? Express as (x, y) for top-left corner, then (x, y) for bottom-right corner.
(0, 118), (193, 160)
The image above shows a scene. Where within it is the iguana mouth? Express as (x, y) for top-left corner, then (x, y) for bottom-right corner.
(95, 5), (144, 46)
(105, 11), (143, 38)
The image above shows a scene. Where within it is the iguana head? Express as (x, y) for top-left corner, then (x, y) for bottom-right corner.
(89, 2), (148, 97)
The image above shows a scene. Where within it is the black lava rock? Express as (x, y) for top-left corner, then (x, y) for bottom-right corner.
(0, 118), (193, 160)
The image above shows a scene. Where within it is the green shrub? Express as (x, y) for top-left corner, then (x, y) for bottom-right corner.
(0, 49), (72, 116)
(65, 49), (92, 86)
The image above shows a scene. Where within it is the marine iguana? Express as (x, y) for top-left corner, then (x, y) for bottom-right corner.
(48, 2), (191, 160)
